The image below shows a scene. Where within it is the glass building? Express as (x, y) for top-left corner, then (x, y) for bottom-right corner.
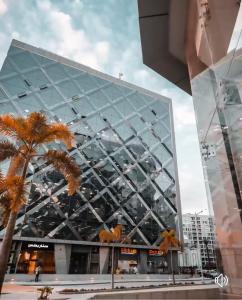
(0, 40), (181, 275)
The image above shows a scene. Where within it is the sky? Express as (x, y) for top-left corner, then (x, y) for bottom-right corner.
(0, 0), (210, 214)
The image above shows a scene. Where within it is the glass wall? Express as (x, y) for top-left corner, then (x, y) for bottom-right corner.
(191, 46), (242, 291)
(0, 42), (180, 248)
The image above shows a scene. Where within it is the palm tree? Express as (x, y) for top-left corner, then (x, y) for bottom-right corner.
(159, 229), (181, 284)
(0, 112), (81, 293)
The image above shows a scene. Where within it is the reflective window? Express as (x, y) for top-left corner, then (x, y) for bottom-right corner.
(88, 90), (109, 109)
(11, 52), (37, 71)
(101, 107), (122, 126)
(24, 69), (49, 88)
(75, 74), (98, 93)
(73, 96), (94, 116)
(87, 114), (106, 132)
(1, 76), (28, 96)
(17, 94), (44, 114)
(44, 64), (67, 82)
(115, 123), (134, 141)
(128, 93), (146, 110)
(116, 99), (134, 118)
(39, 86), (64, 107)
(57, 79), (81, 99)
(54, 105), (76, 123)
(103, 84), (123, 102)
(0, 101), (18, 114)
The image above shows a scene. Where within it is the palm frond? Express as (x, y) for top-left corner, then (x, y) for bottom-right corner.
(5, 175), (27, 212)
(0, 192), (11, 227)
(0, 114), (27, 140)
(37, 123), (75, 149)
(25, 112), (48, 143)
(0, 140), (18, 162)
(44, 150), (81, 195)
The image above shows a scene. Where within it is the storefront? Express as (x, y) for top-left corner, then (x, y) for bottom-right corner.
(118, 247), (138, 274)
(147, 249), (167, 274)
(17, 242), (55, 274)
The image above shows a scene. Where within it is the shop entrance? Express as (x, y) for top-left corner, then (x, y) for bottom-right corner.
(17, 242), (55, 274)
(69, 253), (88, 274)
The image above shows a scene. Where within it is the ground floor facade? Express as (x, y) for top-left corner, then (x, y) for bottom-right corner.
(7, 240), (179, 275)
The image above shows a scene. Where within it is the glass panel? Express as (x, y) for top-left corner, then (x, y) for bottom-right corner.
(139, 216), (162, 244)
(127, 139), (146, 159)
(155, 172), (172, 192)
(39, 87), (64, 107)
(82, 142), (106, 163)
(0, 101), (17, 115)
(91, 192), (119, 220)
(92, 75), (108, 87)
(140, 107), (156, 123)
(101, 107), (122, 126)
(0, 58), (17, 77)
(44, 64), (67, 82)
(54, 191), (85, 217)
(32, 53), (54, 66)
(112, 149), (134, 171)
(140, 131), (159, 149)
(75, 75), (98, 93)
(21, 202), (65, 238)
(63, 65), (85, 78)
(128, 115), (145, 134)
(54, 105), (76, 123)
(117, 85), (132, 96)
(69, 207), (101, 241)
(115, 123), (134, 141)
(0, 88), (7, 101)
(88, 90), (109, 109)
(103, 84), (123, 101)
(153, 123), (169, 140)
(128, 93), (146, 110)
(57, 80), (81, 99)
(1, 76), (28, 96)
(11, 52), (37, 70)
(73, 96), (94, 116)
(17, 94), (44, 114)
(87, 115), (106, 133)
(116, 99), (134, 117)
(123, 194), (147, 223)
(153, 144), (172, 164)
(127, 166), (147, 188)
(94, 159), (118, 185)
(150, 101), (169, 117)
(24, 69), (49, 88)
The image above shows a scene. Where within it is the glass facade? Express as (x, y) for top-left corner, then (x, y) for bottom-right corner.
(191, 47), (242, 286)
(0, 40), (181, 248)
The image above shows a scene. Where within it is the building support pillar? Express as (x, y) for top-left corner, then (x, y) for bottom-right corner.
(138, 249), (147, 274)
(54, 244), (71, 274)
(99, 247), (110, 274)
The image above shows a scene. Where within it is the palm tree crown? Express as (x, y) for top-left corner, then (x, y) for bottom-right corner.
(159, 229), (181, 255)
(0, 112), (81, 226)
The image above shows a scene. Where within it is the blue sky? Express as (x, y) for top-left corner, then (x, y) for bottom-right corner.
(0, 0), (209, 214)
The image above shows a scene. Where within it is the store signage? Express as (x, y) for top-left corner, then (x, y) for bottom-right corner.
(120, 248), (137, 255)
(149, 249), (162, 256)
(27, 243), (49, 249)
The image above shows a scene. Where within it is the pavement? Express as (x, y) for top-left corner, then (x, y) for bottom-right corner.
(1, 283), (219, 300)
(0, 277), (214, 300)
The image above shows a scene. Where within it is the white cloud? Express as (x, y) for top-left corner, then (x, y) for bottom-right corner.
(0, 0), (7, 15)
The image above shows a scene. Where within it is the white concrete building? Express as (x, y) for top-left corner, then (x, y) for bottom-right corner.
(182, 214), (216, 268)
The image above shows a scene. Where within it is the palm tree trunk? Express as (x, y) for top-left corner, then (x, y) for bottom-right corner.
(0, 211), (17, 294)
